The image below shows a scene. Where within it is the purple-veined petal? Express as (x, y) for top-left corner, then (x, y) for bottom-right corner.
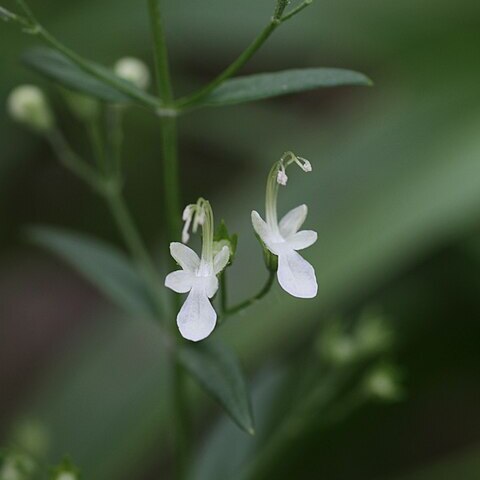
(165, 270), (193, 294)
(177, 286), (217, 342)
(170, 242), (200, 273)
(213, 245), (230, 274)
(279, 205), (307, 238)
(288, 230), (318, 251)
(277, 250), (317, 299)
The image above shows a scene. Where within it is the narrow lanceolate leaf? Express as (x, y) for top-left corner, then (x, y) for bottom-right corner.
(179, 339), (254, 435)
(199, 68), (372, 107)
(22, 47), (159, 107)
(27, 226), (156, 318)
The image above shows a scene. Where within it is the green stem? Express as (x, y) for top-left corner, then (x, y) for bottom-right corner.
(221, 269), (276, 319)
(161, 116), (182, 244)
(86, 119), (107, 174)
(47, 128), (166, 322)
(106, 105), (124, 180)
(148, 2), (189, 479)
(104, 187), (166, 320)
(148, 0), (174, 102)
(46, 128), (105, 193)
(177, 0), (313, 109)
(177, 21), (278, 108)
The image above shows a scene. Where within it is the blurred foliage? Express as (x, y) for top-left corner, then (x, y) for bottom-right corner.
(1, 0), (480, 479)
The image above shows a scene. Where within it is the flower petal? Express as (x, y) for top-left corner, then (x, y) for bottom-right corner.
(204, 274), (219, 299)
(213, 245), (230, 275)
(279, 205), (308, 238)
(251, 211), (274, 246)
(170, 242), (200, 272)
(277, 250), (318, 299)
(177, 286), (217, 342)
(288, 230), (318, 251)
(165, 270), (193, 294)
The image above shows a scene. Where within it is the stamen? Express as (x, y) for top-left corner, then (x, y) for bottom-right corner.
(277, 165), (288, 186)
(296, 156), (312, 172)
(182, 205), (195, 243)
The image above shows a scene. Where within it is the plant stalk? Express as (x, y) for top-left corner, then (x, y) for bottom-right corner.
(148, 1), (189, 478)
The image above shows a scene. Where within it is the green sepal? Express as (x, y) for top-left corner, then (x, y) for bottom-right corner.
(214, 220), (238, 264)
(253, 232), (278, 272)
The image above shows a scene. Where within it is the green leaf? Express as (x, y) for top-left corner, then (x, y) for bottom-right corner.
(178, 339), (254, 435)
(22, 47), (158, 106)
(199, 68), (372, 106)
(27, 226), (156, 318)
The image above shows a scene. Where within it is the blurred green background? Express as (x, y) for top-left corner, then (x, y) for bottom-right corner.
(1, 0), (480, 478)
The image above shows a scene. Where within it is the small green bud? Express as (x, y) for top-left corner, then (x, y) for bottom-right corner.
(114, 57), (150, 91)
(12, 419), (49, 459)
(50, 458), (80, 480)
(363, 363), (404, 402)
(355, 310), (393, 357)
(62, 90), (100, 121)
(318, 322), (358, 365)
(0, 453), (36, 480)
(7, 85), (54, 132)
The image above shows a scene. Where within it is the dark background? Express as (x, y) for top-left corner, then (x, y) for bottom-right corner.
(1, 0), (480, 478)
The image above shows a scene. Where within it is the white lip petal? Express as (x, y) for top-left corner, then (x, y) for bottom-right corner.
(177, 286), (217, 342)
(213, 245), (230, 275)
(204, 274), (219, 299)
(170, 242), (200, 272)
(288, 230), (318, 251)
(277, 250), (318, 299)
(165, 270), (193, 294)
(279, 204), (308, 238)
(251, 210), (274, 245)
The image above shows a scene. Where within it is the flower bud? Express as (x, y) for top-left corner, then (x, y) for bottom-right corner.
(363, 363), (404, 402)
(318, 322), (357, 365)
(63, 90), (100, 121)
(114, 57), (150, 91)
(7, 85), (54, 132)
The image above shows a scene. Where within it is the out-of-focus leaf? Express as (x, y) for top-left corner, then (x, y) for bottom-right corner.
(189, 368), (286, 480)
(179, 339), (254, 435)
(22, 47), (158, 106)
(197, 68), (371, 107)
(27, 226), (156, 318)
(391, 445), (480, 480)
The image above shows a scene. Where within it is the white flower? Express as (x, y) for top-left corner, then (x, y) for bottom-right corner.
(252, 152), (318, 298)
(165, 199), (230, 342)
(114, 57), (151, 90)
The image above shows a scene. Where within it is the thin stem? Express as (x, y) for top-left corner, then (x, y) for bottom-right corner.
(47, 128), (166, 321)
(281, 0), (313, 22)
(221, 270), (276, 320)
(104, 188), (166, 320)
(147, 3), (189, 480)
(86, 120), (107, 174)
(106, 105), (124, 180)
(177, 21), (278, 108)
(161, 117), (182, 244)
(46, 129), (106, 193)
(177, 0), (313, 108)
(148, 0), (174, 103)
